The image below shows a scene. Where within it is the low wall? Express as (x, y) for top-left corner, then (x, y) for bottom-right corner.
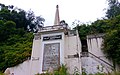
(4, 60), (30, 75)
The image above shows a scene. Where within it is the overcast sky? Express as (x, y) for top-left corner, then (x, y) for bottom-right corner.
(0, 0), (108, 27)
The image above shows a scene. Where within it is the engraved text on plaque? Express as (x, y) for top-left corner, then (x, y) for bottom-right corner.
(42, 43), (60, 71)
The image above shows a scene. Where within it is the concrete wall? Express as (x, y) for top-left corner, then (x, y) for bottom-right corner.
(87, 34), (113, 65)
(87, 35), (104, 56)
(4, 60), (30, 75)
(30, 30), (82, 75)
(30, 36), (42, 75)
(64, 31), (82, 74)
(81, 56), (113, 74)
(81, 34), (113, 74)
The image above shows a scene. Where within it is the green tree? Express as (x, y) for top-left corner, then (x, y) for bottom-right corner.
(26, 10), (45, 32)
(102, 15), (120, 65)
(106, 0), (120, 18)
(0, 3), (40, 72)
(0, 32), (33, 72)
(0, 3), (45, 32)
(102, 29), (120, 64)
(0, 21), (16, 42)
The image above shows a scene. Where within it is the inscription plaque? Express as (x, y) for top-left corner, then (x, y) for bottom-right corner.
(43, 35), (62, 41)
(42, 43), (60, 71)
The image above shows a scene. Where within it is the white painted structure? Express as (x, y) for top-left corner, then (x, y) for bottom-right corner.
(4, 5), (115, 75)
(81, 34), (114, 74)
(29, 5), (82, 75)
(4, 60), (30, 75)
(30, 26), (82, 75)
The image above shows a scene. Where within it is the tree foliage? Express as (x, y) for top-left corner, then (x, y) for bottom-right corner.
(75, 0), (120, 66)
(102, 29), (120, 64)
(0, 3), (45, 72)
(76, 15), (120, 65)
(0, 32), (33, 71)
(0, 3), (45, 32)
(106, 0), (120, 18)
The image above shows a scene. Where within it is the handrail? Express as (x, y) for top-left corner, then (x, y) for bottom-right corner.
(81, 52), (114, 70)
(88, 52), (114, 70)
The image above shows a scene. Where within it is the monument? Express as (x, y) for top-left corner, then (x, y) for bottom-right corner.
(29, 5), (114, 75)
(4, 5), (116, 75)
(29, 5), (82, 75)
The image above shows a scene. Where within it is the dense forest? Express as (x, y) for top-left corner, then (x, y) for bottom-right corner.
(0, 3), (45, 72)
(0, 0), (120, 73)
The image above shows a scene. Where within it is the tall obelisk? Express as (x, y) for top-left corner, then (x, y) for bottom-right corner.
(54, 5), (60, 25)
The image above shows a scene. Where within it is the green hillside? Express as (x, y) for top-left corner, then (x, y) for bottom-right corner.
(0, 3), (44, 72)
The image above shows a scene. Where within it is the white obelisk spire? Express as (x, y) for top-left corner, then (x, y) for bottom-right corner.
(54, 5), (60, 25)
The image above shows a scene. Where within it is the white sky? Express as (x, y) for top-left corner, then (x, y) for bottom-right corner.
(0, 0), (108, 27)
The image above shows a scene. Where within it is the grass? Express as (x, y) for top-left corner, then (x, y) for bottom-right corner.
(35, 65), (120, 75)
(0, 72), (4, 75)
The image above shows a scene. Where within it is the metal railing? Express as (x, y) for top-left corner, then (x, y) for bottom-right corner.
(81, 52), (114, 70)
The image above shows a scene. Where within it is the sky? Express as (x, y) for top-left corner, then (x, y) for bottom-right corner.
(0, 0), (108, 27)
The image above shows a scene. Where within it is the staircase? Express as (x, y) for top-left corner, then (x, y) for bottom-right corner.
(81, 52), (114, 71)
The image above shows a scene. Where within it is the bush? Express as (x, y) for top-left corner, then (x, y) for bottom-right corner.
(0, 72), (4, 75)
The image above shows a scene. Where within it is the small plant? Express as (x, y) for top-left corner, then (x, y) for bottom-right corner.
(35, 65), (120, 75)
(35, 64), (69, 75)
(82, 72), (87, 75)
(0, 72), (4, 75)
